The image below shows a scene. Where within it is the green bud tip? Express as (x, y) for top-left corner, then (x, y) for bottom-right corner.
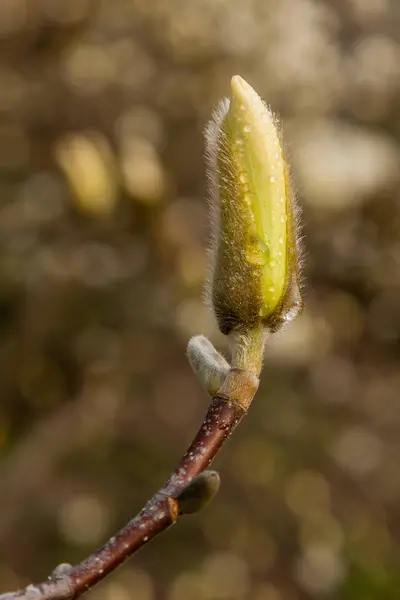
(205, 75), (303, 335)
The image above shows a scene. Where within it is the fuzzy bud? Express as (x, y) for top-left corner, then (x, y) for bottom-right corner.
(174, 471), (220, 515)
(187, 335), (230, 396)
(205, 76), (302, 334)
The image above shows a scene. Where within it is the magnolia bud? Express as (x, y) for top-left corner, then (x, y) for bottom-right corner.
(187, 335), (230, 396)
(205, 76), (302, 335)
(174, 471), (220, 515)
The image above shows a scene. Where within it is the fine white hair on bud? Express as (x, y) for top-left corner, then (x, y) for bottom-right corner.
(187, 335), (230, 396)
(204, 76), (303, 335)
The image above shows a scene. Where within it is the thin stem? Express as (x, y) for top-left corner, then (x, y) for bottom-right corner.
(216, 328), (265, 412)
(0, 394), (249, 600)
(230, 328), (266, 374)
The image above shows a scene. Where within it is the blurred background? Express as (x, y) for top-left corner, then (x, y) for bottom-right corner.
(0, 0), (399, 599)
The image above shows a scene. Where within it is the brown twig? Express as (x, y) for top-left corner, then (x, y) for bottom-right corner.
(0, 72), (302, 600)
(0, 394), (248, 600)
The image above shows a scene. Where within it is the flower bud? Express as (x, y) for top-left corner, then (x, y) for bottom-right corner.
(187, 335), (230, 396)
(205, 76), (302, 334)
(174, 471), (220, 515)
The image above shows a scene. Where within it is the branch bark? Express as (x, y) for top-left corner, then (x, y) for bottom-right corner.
(0, 394), (248, 600)
(0, 73), (302, 600)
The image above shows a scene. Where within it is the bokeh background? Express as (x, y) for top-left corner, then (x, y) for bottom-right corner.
(0, 1), (399, 599)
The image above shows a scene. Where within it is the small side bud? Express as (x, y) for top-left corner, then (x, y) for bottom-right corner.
(187, 335), (230, 396)
(50, 563), (73, 580)
(205, 75), (302, 335)
(174, 471), (220, 515)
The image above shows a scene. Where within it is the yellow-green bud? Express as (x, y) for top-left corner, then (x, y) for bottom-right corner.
(205, 75), (302, 334)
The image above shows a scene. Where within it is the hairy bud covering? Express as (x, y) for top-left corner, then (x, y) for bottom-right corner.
(205, 76), (302, 334)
